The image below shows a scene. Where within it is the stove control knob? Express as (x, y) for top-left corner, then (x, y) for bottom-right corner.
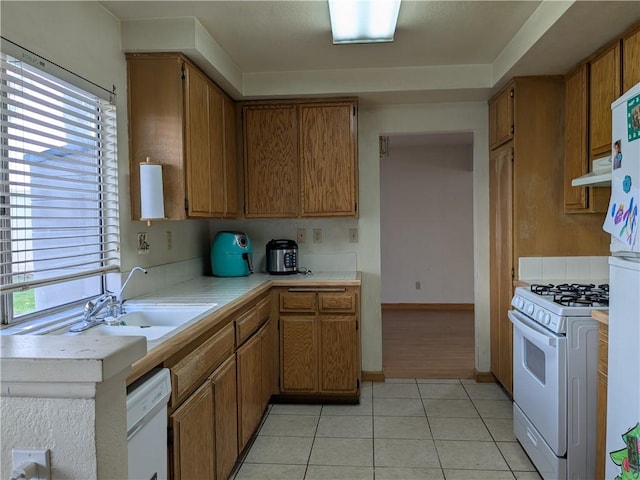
(544, 313), (551, 325)
(526, 304), (535, 316)
(518, 298), (525, 309)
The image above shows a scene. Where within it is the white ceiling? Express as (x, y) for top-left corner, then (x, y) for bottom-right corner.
(100, 0), (640, 105)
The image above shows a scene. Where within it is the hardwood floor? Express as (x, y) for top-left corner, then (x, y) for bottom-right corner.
(382, 308), (475, 379)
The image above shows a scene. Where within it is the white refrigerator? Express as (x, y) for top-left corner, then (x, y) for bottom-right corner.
(604, 82), (640, 480)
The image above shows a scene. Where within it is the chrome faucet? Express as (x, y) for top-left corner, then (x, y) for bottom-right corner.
(69, 266), (148, 332)
(114, 266), (148, 315)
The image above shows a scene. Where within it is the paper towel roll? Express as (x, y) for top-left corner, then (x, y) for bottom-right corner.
(140, 162), (165, 220)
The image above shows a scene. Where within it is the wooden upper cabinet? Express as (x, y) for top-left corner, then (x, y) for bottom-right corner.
(242, 99), (358, 218)
(623, 26), (640, 93)
(300, 102), (358, 216)
(489, 87), (514, 150)
(127, 53), (238, 220)
(564, 65), (610, 214)
(127, 55), (186, 221)
(243, 105), (299, 217)
(564, 65), (589, 211)
(589, 42), (621, 159)
(223, 94), (239, 217)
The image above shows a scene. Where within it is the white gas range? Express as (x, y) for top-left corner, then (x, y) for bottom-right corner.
(509, 283), (609, 480)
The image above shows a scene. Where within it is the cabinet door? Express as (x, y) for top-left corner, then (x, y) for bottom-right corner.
(244, 105), (299, 217)
(185, 64), (212, 217)
(489, 87), (514, 150)
(223, 93), (239, 217)
(319, 316), (358, 394)
(261, 315), (278, 408)
(236, 333), (263, 452)
(127, 55), (187, 221)
(211, 355), (237, 480)
(208, 84), (226, 216)
(564, 66), (611, 214)
(564, 66), (590, 211)
(170, 381), (215, 480)
(280, 316), (318, 392)
(489, 142), (514, 394)
(299, 102), (357, 216)
(623, 27), (640, 93)
(590, 42), (621, 159)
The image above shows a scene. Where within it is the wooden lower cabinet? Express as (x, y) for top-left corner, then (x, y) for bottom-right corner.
(278, 288), (360, 397)
(211, 355), (238, 480)
(170, 382), (215, 480)
(280, 316), (318, 392)
(237, 332), (263, 452)
(261, 314), (279, 406)
(319, 316), (358, 393)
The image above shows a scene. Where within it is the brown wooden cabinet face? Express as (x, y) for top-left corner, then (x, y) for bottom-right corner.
(564, 66), (590, 211)
(624, 27), (640, 93)
(280, 316), (318, 392)
(170, 382), (215, 480)
(319, 316), (358, 393)
(223, 94), (239, 217)
(185, 65), (212, 216)
(236, 333), (263, 452)
(261, 316), (279, 406)
(590, 43), (621, 159)
(489, 142), (514, 395)
(208, 85), (226, 216)
(243, 105), (299, 217)
(211, 355), (238, 480)
(299, 103), (357, 216)
(127, 55), (186, 221)
(489, 88), (514, 150)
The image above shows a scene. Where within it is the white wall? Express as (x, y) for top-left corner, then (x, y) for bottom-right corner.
(1, 1), (210, 276)
(380, 143), (474, 304)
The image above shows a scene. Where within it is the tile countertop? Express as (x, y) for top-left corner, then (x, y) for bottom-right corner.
(126, 272), (361, 384)
(0, 272), (360, 386)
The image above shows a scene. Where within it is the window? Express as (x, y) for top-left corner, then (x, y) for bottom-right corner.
(1, 39), (119, 325)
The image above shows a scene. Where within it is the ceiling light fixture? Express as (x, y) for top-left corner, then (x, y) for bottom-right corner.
(328, 0), (401, 44)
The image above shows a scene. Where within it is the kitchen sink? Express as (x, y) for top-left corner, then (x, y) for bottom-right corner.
(117, 304), (215, 327)
(50, 303), (217, 341)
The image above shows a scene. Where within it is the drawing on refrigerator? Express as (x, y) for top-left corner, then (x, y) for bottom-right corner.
(609, 423), (640, 479)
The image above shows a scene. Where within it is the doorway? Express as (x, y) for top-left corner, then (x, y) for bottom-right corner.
(380, 132), (475, 378)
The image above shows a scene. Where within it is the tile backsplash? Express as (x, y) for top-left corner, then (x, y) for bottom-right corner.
(518, 256), (609, 282)
(107, 257), (205, 300)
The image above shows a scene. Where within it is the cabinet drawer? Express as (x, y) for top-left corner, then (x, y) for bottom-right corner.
(235, 307), (260, 346)
(257, 296), (272, 323)
(169, 322), (235, 408)
(280, 292), (317, 313)
(319, 291), (355, 313)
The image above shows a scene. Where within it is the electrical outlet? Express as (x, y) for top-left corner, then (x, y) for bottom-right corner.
(166, 230), (172, 250)
(312, 228), (322, 243)
(137, 232), (149, 255)
(348, 228), (359, 243)
(415, 281), (421, 290)
(12, 448), (51, 480)
(297, 228), (306, 244)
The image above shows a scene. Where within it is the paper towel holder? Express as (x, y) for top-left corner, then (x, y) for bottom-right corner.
(139, 156), (166, 226)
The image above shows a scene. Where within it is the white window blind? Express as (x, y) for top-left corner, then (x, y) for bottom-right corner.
(0, 40), (119, 322)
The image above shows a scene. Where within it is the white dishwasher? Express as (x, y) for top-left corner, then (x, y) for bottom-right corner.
(127, 368), (172, 480)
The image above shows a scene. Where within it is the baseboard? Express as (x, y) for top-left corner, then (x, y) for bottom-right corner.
(473, 369), (497, 383)
(361, 371), (385, 382)
(382, 303), (474, 311)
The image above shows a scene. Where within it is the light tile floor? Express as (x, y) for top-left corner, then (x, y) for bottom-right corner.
(231, 379), (542, 480)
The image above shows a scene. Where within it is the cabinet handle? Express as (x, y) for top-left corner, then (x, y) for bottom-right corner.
(288, 288), (347, 293)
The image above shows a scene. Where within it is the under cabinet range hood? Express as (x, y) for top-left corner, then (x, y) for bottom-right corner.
(571, 156), (612, 187)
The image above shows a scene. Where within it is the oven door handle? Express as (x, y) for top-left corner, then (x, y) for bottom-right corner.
(508, 310), (558, 348)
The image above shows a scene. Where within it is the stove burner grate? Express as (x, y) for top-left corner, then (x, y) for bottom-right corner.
(530, 283), (609, 307)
